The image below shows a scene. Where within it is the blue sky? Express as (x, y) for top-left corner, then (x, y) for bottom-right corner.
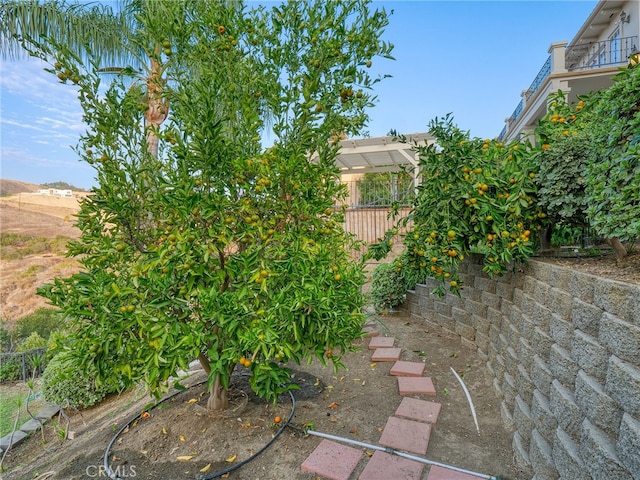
(0, 0), (598, 190)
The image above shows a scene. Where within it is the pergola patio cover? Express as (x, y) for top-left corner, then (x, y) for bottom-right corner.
(333, 132), (433, 175)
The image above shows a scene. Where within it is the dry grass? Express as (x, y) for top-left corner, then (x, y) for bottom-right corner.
(0, 185), (82, 326)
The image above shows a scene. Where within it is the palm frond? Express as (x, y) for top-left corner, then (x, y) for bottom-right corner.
(0, 0), (139, 70)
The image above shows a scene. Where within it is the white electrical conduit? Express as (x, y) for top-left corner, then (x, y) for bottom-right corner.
(450, 366), (481, 435)
(293, 426), (505, 480)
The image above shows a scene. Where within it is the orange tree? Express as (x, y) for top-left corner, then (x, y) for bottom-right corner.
(370, 115), (546, 296)
(34, 0), (393, 410)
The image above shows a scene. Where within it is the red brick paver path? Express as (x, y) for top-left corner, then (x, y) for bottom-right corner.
(300, 322), (489, 480)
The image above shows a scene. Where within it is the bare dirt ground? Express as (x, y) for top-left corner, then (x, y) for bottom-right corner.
(535, 250), (640, 286)
(2, 310), (526, 480)
(1, 179), (638, 480)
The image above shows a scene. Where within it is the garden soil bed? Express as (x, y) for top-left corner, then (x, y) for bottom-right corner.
(2, 309), (527, 480)
(534, 247), (640, 286)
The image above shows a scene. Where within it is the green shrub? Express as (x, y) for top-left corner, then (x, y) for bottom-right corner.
(16, 332), (47, 352)
(19, 265), (46, 278)
(0, 348), (48, 382)
(0, 324), (13, 353)
(0, 358), (22, 382)
(535, 131), (590, 226)
(15, 308), (61, 341)
(395, 251), (427, 292)
(369, 262), (407, 313)
(0, 232), (30, 247)
(41, 352), (111, 408)
(551, 224), (583, 247)
(0, 234), (71, 260)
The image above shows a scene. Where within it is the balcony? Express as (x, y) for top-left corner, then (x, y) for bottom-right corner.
(498, 56), (551, 141)
(498, 35), (638, 141)
(566, 35), (638, 71)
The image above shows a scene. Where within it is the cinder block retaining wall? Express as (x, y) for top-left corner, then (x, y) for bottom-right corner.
(403, 255), (640, 479)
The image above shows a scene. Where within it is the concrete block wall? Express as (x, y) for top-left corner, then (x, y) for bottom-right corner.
(403, 255), (640, 479)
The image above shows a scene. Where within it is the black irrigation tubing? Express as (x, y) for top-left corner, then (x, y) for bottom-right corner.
(103, 381), (297, 480)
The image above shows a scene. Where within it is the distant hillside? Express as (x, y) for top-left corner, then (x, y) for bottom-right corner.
(41, 181), (87, 192)
(0, 179), (41, 197)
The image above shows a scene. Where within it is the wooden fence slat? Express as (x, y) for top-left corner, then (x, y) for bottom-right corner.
(343, 207), (411, 260)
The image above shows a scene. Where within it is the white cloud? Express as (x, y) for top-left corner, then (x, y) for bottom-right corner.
(0, 59), (79, 107)
(1, 118), (50, 133)
(1, 145), (80, 169)
(36, 115), (84, 133)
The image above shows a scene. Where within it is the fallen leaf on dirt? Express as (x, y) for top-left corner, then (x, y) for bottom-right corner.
(350, 427), (359, 434)
(241, 421), (251, 428)
(199, 463), (211, 473)
(187, 398), (198, 404)
(141, 412), (150, 418)
(162, 427), (168, 435)
(179, 435), (186, 441)
(327, 402), (339, 409)
(313, 379), (320, 386)
(328, 416), (337, 423)
(339, 376), (345, 381)
(225, 453), (237, 463)
(370, 362), (377, 368)
(353, 378), (360, 381)
(365, 450), (374, 457)
(177, 455), (193, 461)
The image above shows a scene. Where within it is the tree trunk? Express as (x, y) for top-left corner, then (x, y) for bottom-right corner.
(539, 224), (554, 252)
(207, 372), (229, 411)
(607, 237), (628, 258)
(197, 352), (231, 411)
(144, 50), (168, 159)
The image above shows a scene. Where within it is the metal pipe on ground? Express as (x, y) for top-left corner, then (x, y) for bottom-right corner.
(290, 424), (508, 480)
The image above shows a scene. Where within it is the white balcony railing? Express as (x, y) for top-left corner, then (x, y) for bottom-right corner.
(566, 35), (638, 71)
(497, 35), (639, 141)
